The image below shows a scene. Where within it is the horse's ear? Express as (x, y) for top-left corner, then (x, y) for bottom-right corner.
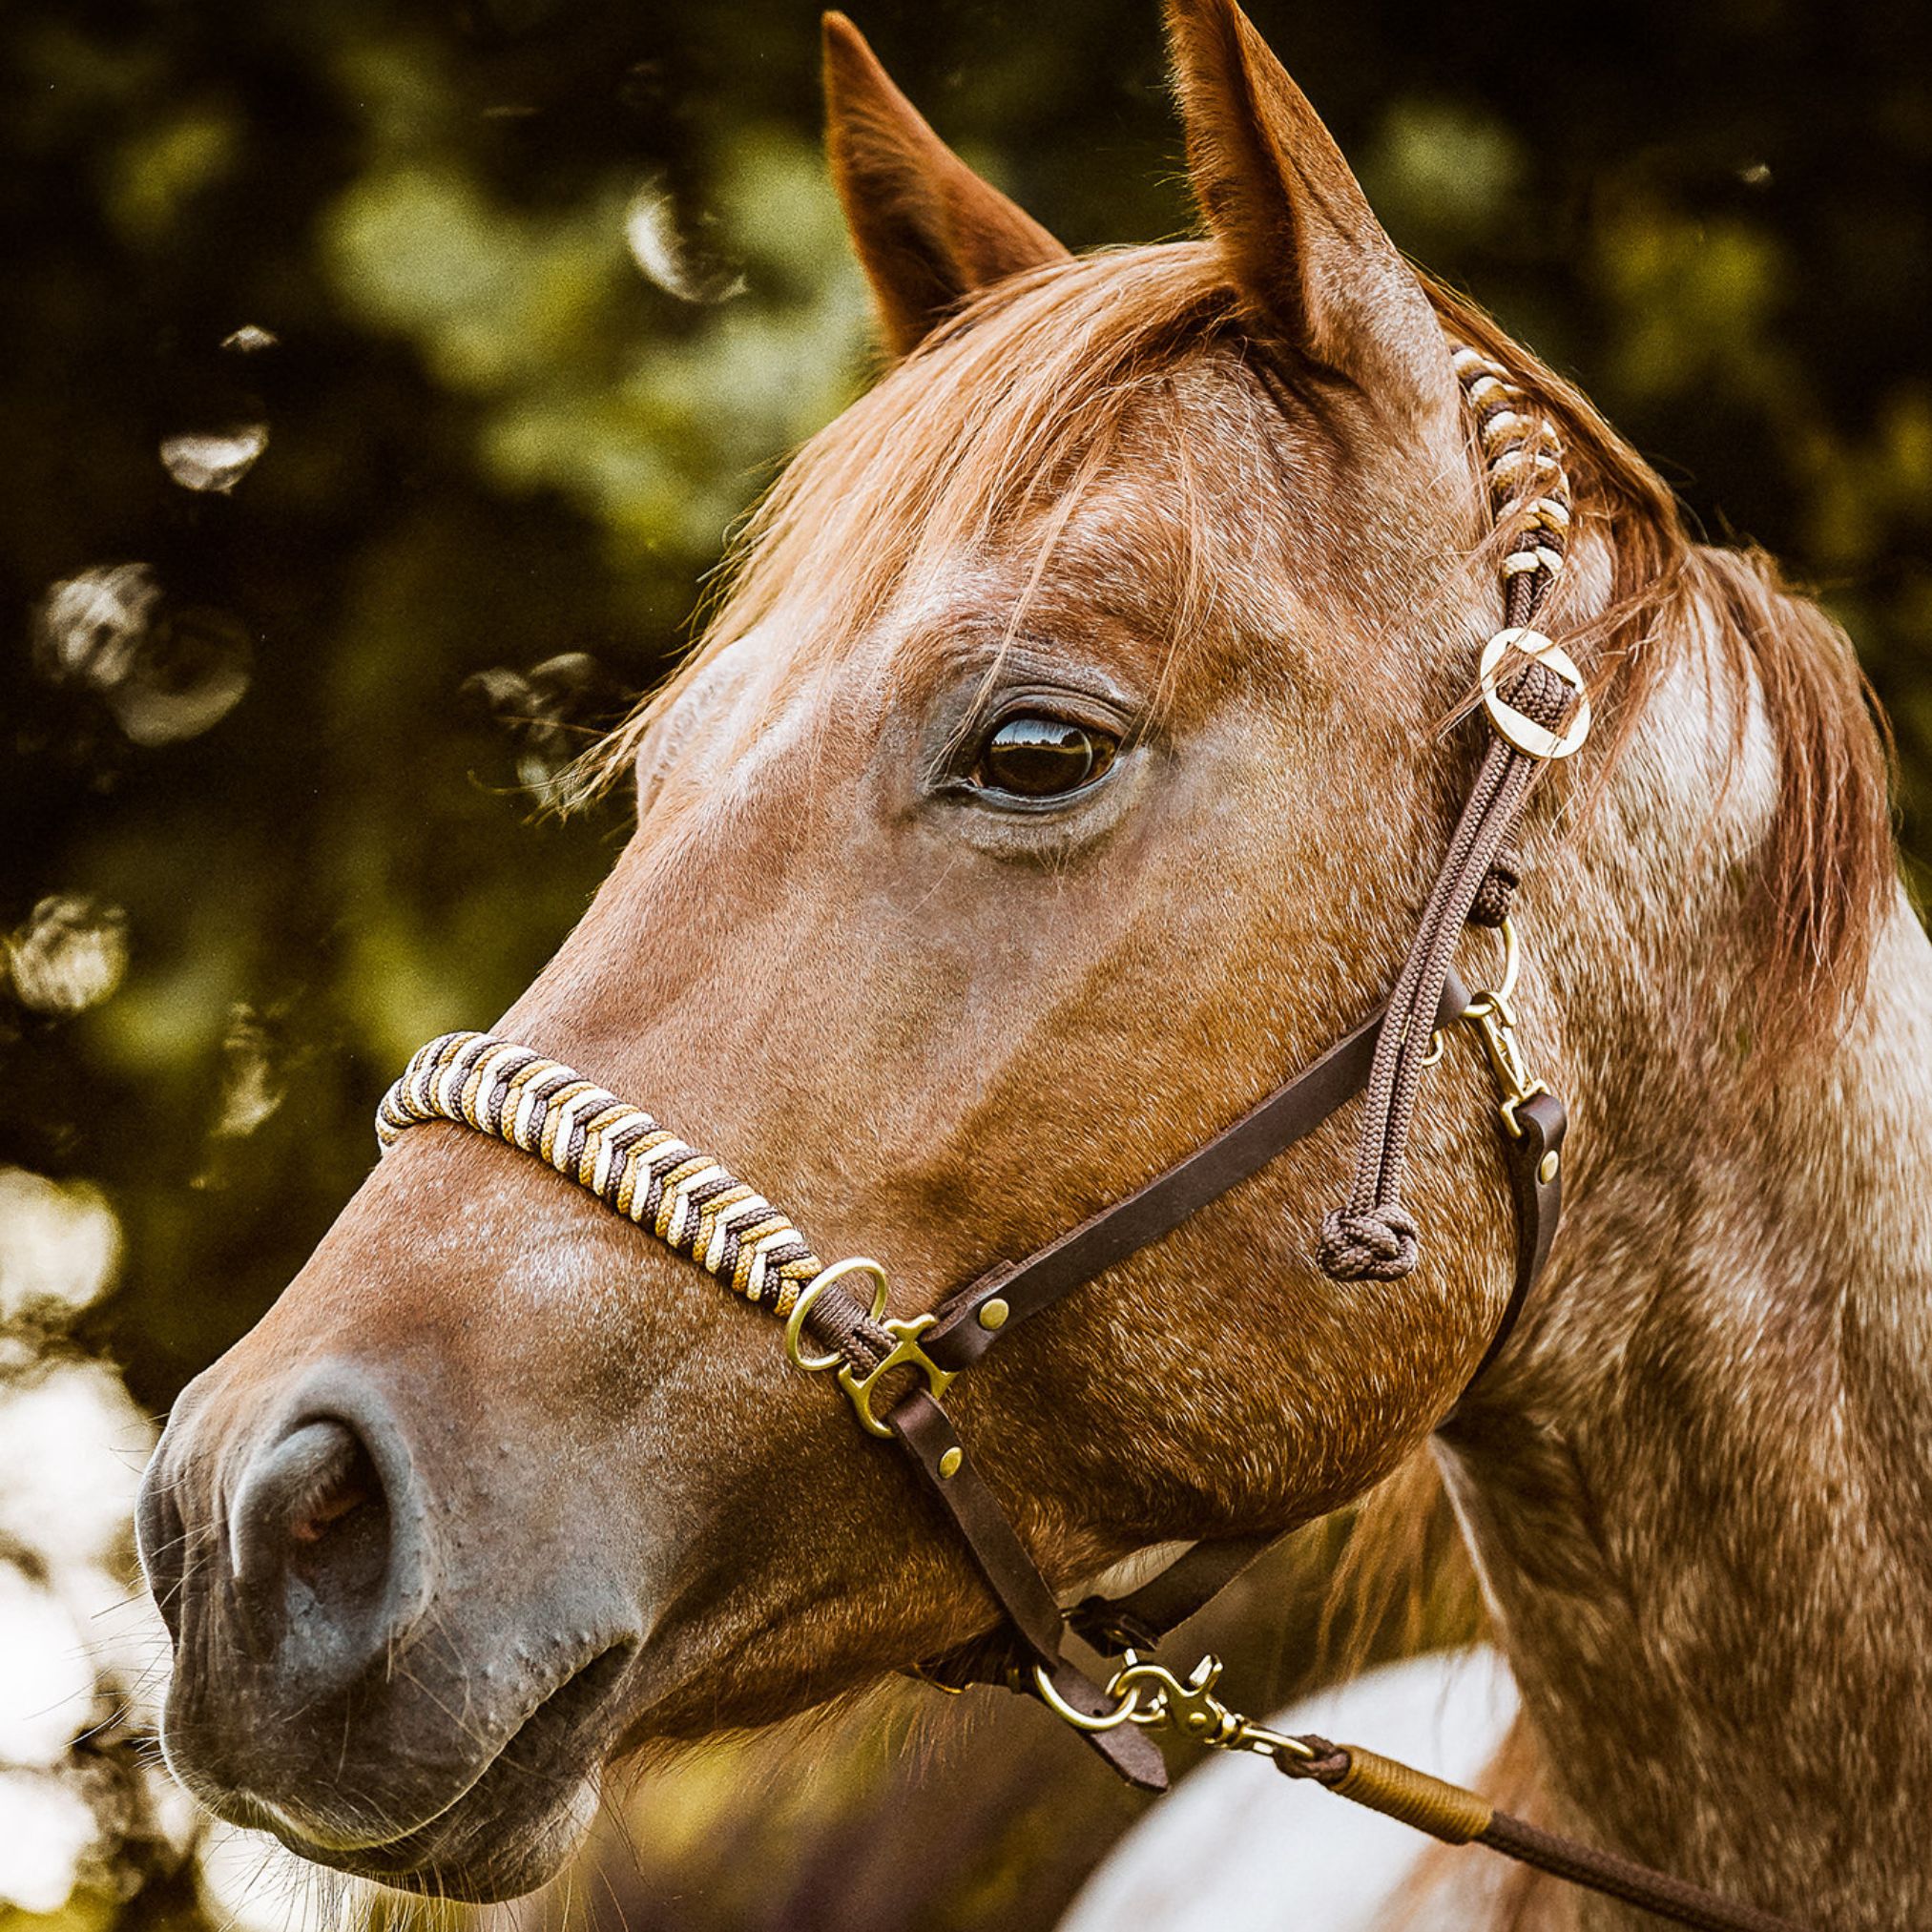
(822, 11), (1070, 357)
(1166, 0), (1452, 415)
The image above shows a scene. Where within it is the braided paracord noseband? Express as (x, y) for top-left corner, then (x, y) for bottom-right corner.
(378, 1030), (825, 1317)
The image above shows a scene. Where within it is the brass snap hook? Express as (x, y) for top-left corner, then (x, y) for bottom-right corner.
(1031, 1661), (1146, 1732)
(1453, 919), (1548, 1135)
(1427, 917), (1523, 1070)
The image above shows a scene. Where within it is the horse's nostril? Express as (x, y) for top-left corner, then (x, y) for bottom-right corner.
(231, 1417), (394, 1660)
(291, 1476), (368, 1542)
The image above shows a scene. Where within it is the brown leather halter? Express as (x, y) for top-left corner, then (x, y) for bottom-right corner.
(862, 965), (1563, 1783)
(377, 345), (1810, 1932)
(745, 337), (1588, 1783)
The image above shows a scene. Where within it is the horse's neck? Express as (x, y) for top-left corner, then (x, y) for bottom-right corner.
(1437, 612), (1932, 1929)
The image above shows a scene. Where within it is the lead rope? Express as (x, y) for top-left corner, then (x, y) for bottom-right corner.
(1061, 1654), (1805, 1932)
(1319, 344), (1587, 1281)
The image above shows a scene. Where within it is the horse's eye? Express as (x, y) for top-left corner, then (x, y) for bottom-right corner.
(973, 715), (1117, 799)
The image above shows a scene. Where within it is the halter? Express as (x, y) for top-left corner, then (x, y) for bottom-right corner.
(376, 345), (1804, 1932)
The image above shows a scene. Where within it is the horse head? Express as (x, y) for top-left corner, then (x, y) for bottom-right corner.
(135, 0), (1892, 1905)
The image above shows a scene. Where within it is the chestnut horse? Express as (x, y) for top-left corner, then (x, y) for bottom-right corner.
(138, 3), (1923, 1925)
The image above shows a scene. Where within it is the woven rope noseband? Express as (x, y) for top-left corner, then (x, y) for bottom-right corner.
(378, 1030), (824, 1318)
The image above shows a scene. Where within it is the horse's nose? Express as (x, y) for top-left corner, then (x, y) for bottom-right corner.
(230, 1415), (394, 1656)
(141, 1368), (434, 1688)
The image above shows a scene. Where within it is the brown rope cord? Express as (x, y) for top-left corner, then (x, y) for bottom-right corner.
(1318, 345), (1577, 1282)
(1477, 1813), (1807, 1932)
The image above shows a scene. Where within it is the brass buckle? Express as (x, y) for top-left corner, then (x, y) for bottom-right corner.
(783, 1257), (957, 1438)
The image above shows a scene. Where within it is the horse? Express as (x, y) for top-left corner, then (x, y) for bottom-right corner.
(136, 2), (1922, 1925)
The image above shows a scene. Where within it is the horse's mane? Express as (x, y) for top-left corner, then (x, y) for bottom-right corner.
(576, 240), (1894, 1054)
(1425, 277), (1895, 1051)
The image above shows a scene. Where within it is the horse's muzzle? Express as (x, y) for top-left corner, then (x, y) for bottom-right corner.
(136, 1355), (641, 1895)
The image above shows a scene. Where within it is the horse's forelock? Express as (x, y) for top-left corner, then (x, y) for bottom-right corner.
(571, 242), (1242, 796)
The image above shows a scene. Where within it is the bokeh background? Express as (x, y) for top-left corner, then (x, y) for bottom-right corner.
(2, 0), (1927, 1925)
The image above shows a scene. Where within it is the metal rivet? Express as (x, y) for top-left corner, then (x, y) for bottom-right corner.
(977, 1298), (1009, 1331)
(1538, 1151), (1560, 1184)
(938, 1446), (964, 1480)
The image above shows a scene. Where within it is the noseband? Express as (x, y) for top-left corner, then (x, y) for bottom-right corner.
(377, 344), (1804, 1932)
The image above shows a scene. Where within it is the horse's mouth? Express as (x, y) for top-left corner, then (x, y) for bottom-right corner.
(262, 1641), (635, 1901)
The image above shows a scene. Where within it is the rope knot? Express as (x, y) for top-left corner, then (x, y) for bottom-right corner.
(1468, 843), (1521, 928)
(1317, 1205), (1420, 1281)
(1499, 657), (1574, 733)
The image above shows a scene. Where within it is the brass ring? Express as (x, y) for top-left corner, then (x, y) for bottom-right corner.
(783, 1257), (889, 1374)
(1461, 915), (1522, 1024)
(1030, 1663), (1143, 1733)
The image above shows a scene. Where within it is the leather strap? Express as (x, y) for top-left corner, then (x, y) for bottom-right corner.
(1070, 1532), (1280, 1651)
(891, 1388), (1168, 1789)
(923, 972), (1473, 1375)
(884, 972), (1486, 1739)
(1463, 1087), (1565, 1391)
(905, 1072), (1568, 1713)
(890, 1390), (1064, 1658)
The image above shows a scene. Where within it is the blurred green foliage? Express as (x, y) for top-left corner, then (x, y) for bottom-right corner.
(1, 0), (1927, 1925)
